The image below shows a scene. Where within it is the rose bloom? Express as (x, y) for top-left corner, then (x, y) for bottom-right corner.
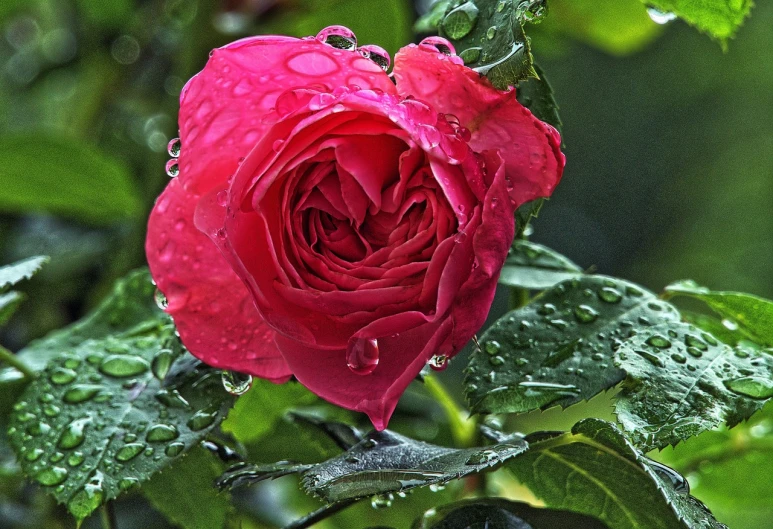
(147, 27), (564, 429)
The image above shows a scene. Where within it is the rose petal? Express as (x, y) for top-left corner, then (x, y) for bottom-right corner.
(393, 44), (565, 207)
(147, 179), (291, 381)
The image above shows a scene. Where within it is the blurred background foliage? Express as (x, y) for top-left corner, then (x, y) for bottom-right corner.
(0, 0), (770, 527)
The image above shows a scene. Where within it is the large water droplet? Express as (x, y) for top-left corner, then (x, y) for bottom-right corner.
(358, 44), (390, 71)
(459, 47), (481, 64)
(574, 304), (599, 323)
(724, 377), (773, 399)
(598, 287), (622, 303)
(36, 466), (69, 486)
(484, 340), (501, 355)
(59, 417), (91, 449)
(647, 7), (677, 24)
(684, 335), (708, 351)
(165, 442), (185, 457)
(99, 355), (150, 378)
(429, 354), (449, 371)
(50, 367), (78, 385)
(316, 25), (357, 50)
(419, 36), (455, 56)
(646, 334), (672, 349)
(115, 442), (146, 462)
(441, 2), (479, 40)
(146, 424), (179, 443)
(221, 371), (253, 395)
(634, 349), (665, 368)
(187, 408), (218, 431)
(154, 288), (168, 310)
(24, 448), (44, 462)
(167, 137), (181, 158)
(347, 337), (379, 375)
(68, 472), (104, 520)
(165, 159), (179, 178)
(67, 452), (85, 467)
(648, 459), (690, 494)
(151, 349), (174, 380)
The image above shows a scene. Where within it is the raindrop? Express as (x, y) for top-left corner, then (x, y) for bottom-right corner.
(686, 347), (703, 358)
(419, 36), (455, 56)
(63, 385), (103, 404)
(429, 354), (449, 371)
(724, 377), (773, 399)
(99, 355), (150, 378)
(68, 473), (104, 520)
(187, 408), (218, 431)
(358, 44), (390, 71)
(346, 337), (380, 375)
(634, 349), (665, 368)
(486, 26), (497, 40)
(155, 288), (168, 309)
(671, 353), (687, 364)
(598, 287), (622, 303)
(167, 137), (181, 158)
(684, 335), (708, 351)
(115, 443), (146, 462)
(537, 303), (556, 316)
(316, 25), (357, 50)
(222, 371), (253, 395)
(648, 459), (690, 494)
(165, 159), (180, 178)
(27, 422), (51, 437)
(646, 334), (672, 349)
(574, 305), (599, 323)
(119, 477), (139, 491)
(465, 449), (498, 465)
(371, 493), (394, 509)
(165, 443), (185, 457)
(146, 424), (179, 443)
(272, 139), (285, 152)
(50, 452), (65, 463)
(24, 448), (44, 462)
(441, 2), (480, 40)
(484, 340), (501, 355)
(459, 47), (481, 64)
(155, 388), (191, 408)
(64, 358), (81, 370)
(50, 367), (77, 385)
(489, 355), (505, 366)
(59, 417), (90, 449)
(67, 452), (85, 467)
(647, 7), (677, 24)
(151, 349), (174, 380)
(36, 466), (68, 486)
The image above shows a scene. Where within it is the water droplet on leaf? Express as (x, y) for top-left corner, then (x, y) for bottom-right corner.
(99, 355), (150, 378)
(221, 371), (253, 395)
(441, 2), (479, 39)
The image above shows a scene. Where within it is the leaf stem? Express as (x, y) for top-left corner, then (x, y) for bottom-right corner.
(509, 287), (530, 310)
(99, 503), (116, 529)
(0, 344), (35, 380)
(283, 499), (358, 529)
(423, 374), (477, 448)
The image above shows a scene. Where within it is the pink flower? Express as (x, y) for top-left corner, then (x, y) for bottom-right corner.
(146, 28), (564, 430)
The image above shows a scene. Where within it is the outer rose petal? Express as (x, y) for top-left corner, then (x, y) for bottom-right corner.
(393, 44), (565, 207)
(146, 179), (291, 381)
(148, 36), (396, 379)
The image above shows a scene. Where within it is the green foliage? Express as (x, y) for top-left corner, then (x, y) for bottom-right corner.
(508, 419), (727, 529)
(498, 240), (582, 290)
(143, 447), (232, 529)
(220, 379), (318, 444)
(643, 0), (753, 42)
(0, 136), (141, 226)
(467, 276), (678, 414)
(428, 0), (547, 89)
(413, 498), (610, 528)
(515, 64), (563, 132)
(665, 280), (773, 346)
(6, 269), (234, 521)
(0, 256), (48, 326)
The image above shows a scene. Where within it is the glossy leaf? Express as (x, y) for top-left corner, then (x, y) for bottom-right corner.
(437, 0), (546, 89)
(0, 136), (141, 225)
(0, 256), (48, 290)
(665, 280), (773, 347)
(143, 447), (232, 529)
(508, 419), (728, 529)
(614, 322), (773, 450)
(498, 240), (582, 290)
(466, 276), (678, 414)
(643, 0), (753, 42)
(413, 498), (610, 528)
(515, 64), (563, 133)
(6, 270), (234, 520)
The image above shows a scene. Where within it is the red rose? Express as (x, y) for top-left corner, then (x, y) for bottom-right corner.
(146, 28), (564, 429)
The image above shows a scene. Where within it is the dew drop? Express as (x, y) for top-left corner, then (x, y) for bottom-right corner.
(24, 448), (45, 462)
(646, 334), (672, 349)
(466, 449), (498, 465)
(441, 2), (479, 40)
(724, 377), (773, 399)
(187, 408), (218, 431)
(165, 159), (179, 178)
(486, 26), (497, 40)
(36, 466), (68, 486)
(429, 354), (449, 371)
(634, 349), (665, 368)
(167, 137), (181, 158)
(459, 47), (481, 64)
(371, 493), (394, 509)
(574, 305), (599, 323)
(67, 452), (85, 467)
(346, 337), (380, 375)
(115, 442), (146, 462)
(221, 371), (253, 395)
(146, 424), (179, 443)
(316, 25), (357, 50)
(684, 335), (708, 351)
(419, 36), (455, 56)
(165, 442), (185, 457)
(68, 472), (105, 520)
(358, 44), (390, 71)
(272, 138), (285, 152)
(50, 367), (77, 385)
(63, 384), (102, 404)
(154, 288), (168, 310)
(647, 7), (677, 24)
(99, 355), (150, 378)
(484, 340), (501, 355)
(537, 303), (557, 316)
(598, 287), (622, 303)
(151, 349), (174, 380)
(59, 417), (90, 449)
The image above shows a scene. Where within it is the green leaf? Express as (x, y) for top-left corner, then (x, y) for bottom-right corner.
(220, 379), (318, 444)
(415, 0), (454, 33)
(302, 430), (528, 502)
(515, 64), (563, 133)
(680, 310), (752, 347)
(437, 0), (546, 89)
(466, 276), (678, 414)
(508, 419), (728, 529)
(664, 280), (773, 347)
(0, 256), (48, 290)
(499, 240), (582, 290)
(143, 447), (232, 529)
(514, 198), (545, 238)
(0, 136), (141, 225)
(6, 270), (234, 521)
(643, 0), (753, 42)
(0, 291), (25, 326)
(614, 322), (773, 450)
(413, 498), (611, 528)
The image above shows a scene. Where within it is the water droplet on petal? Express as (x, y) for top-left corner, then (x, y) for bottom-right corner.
(165, 159), (179, 178)
(347, 337), (380, 375)
(167, 137), (181, 157)
(419, 36), (455, 56)
(357, 44), (390, 71)
(272, 138), (285, 152)
(429, 354), (449, 371)
(316, 25), (357, 50)
(221, 371), (253, 395)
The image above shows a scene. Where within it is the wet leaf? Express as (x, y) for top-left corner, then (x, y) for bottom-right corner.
(508, 419), (728, 529)
(515, 64), (563, 133)
(643, 0), (752, 43)
(0, 256), (48, 290)
(614, 322), (773, 450)
(466, 276), (678, 414)
(499, 240), (581, 290)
